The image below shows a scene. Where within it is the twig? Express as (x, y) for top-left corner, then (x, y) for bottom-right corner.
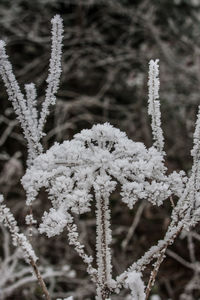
(29, 258), (51, 300)
(122, 201), (146, 250)
(145, 247), (166, 300)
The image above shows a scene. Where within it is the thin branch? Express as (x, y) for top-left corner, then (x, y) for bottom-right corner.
(145, 247), (166, 300)
(122, 201), (146, 250)
(66, 221), (98, 284)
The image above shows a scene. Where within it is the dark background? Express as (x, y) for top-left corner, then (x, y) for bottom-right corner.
(1, 0), (200, 299)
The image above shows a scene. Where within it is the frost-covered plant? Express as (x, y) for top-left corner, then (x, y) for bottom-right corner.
(1, 15), (200, 300)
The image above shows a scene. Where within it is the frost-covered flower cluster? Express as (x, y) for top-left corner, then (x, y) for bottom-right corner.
(22, 122), (184, 236)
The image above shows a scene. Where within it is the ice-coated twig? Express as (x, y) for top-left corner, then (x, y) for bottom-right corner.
(189, 106), (200, 219)
(145, 248), (166, 300)
(0, 15), (63, 165)
(66, 220), (98, 283)
(0, 41), (42, 163)
(0, 195), (51, 300)
(1, 266), (70, 299)
(174, 106), (200, 228)
(191, 105), (200, 163)
(187, 233), (196, 263)
(25, 83), (38, 125)
(0, 195), (37, 263)
(122, 201), (146, 250)
(148, 59), (164, 153)
(166, 249), (194, 270)
(116, 220), (183, 290)
(38, 14), (63, 136)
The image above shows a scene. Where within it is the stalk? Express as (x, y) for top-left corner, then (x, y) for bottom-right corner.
(95, 192), (112, 300)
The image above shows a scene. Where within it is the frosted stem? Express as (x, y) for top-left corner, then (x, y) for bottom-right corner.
(38, 15), (63, 135)
(148, 59), (164, 153)
(95, 193), (112, 300)
(0, 195), (50, 300)
(66, 221), (98, 283)
(145, 247), (166, 299)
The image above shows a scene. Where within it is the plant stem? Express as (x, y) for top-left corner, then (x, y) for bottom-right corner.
(145, 247), (166, 300)
(30, 258), (51, 300)
(95, 193), (112, 300)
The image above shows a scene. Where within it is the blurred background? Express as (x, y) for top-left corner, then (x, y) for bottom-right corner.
(1, 0), (200, 299)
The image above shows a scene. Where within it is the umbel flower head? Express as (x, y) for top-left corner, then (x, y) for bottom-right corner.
(22, 122), (184, 238)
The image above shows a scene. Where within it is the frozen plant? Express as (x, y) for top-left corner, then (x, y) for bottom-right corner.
(1, 15), (200, 300)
